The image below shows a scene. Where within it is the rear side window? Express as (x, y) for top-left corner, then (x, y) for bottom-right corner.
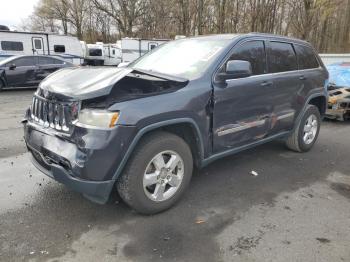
(267, 42), (297, 73)
(54, 45), (65, 53)
(229, 40), (266, 75)
(38, 56), (56, 65)
(294, 44), (319, 69)
(1, 41), (24, 51)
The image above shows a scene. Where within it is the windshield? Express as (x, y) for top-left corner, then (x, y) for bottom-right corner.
(0, 56), (16, 66)
(131, 38), (231, 79)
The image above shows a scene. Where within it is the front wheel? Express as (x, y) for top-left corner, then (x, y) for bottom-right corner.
(286, 105), (321, 152)
(117, 131), (193, 214)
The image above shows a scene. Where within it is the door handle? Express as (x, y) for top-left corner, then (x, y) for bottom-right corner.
(299, 75), (307, 80)
(261, 81), (273, 87)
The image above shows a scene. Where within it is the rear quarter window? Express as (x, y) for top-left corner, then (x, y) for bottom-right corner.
(294, 44), (319, 69)
(267, 42), (297, 73)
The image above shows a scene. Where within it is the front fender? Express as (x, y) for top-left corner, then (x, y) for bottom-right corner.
(111, 118), (204, 181)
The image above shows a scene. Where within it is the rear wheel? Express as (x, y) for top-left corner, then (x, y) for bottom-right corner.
(286, 105), (321, 152)
(117, 131), (193, 214)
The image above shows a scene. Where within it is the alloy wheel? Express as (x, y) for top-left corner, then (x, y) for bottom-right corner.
(143, 150), (184, 202)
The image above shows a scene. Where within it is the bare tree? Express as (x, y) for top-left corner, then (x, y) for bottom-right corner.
(25, 0), (350, 52)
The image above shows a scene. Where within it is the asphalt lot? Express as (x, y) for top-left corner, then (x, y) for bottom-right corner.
(0, 89), (350, 262)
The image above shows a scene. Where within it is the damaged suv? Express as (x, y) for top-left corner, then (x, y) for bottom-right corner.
(23, 34), (328, 214)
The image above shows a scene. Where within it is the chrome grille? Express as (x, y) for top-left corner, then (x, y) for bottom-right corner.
(30, 95), (78, 132)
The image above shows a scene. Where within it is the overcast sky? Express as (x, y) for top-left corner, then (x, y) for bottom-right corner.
(0, 0), (39, 29)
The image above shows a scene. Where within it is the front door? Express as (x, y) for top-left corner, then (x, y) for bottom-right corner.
(5, 57), (37, 86)
(213, 40), (276, 152)
(32, 37), (45, 55)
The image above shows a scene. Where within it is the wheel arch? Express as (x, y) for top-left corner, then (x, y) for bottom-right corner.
(111, 118), (204, 181)
(293, 93), (327, 132)
(309, 95), (327, 116)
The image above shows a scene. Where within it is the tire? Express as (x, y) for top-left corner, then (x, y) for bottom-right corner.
(286, 105), (321, 152)
(117, 131), (193, 215)
(0, 79), (4, 91)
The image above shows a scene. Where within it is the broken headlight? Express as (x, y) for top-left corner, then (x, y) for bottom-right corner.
(75, 109), (119, 129)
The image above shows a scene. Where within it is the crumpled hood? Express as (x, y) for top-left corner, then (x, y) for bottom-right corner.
(39, 67), (132, 100)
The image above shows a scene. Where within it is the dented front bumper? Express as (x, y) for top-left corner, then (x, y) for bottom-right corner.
(23, 119), (136, 204)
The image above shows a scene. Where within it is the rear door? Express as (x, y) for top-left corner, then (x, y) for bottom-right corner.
(213, 40), (275, 152)
(266, 41), (299, 134)
(5, 57), (37, 87)
(294, 44), (326, 112)
(36, 57), (64, 83)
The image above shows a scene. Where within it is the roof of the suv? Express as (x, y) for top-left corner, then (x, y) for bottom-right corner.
(186, 33), (311, 47)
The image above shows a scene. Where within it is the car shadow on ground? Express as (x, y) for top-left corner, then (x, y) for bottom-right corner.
(1, 124), (349, 261)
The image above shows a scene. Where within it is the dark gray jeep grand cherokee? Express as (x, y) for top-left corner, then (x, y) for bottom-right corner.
(23, 33), (328, 214)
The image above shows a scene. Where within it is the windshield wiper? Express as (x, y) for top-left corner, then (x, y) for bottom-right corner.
(131, 68), (189, 83)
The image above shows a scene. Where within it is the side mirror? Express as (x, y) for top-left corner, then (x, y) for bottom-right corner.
(225, 60), (252, 79)
(9, 64), (16, 70)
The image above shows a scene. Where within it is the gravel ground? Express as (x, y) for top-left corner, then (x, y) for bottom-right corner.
(0, 89), (350, 262)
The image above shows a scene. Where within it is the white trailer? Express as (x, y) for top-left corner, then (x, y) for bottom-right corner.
(0, 30), (84, 65)
(120, 38), (169, 63)
(85, 42), (122, 66)
(85, 43), (104, 66)
(103, 43), (122, 66)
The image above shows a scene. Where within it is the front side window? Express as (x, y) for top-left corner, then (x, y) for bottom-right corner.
(1, 41), (24, 51)
(131, 38), (232, 79)
(267, 42), (297, 73)
(11, 57), (35, 67)
(229, 40), (267, 75)
(294, 44), (319, 69)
